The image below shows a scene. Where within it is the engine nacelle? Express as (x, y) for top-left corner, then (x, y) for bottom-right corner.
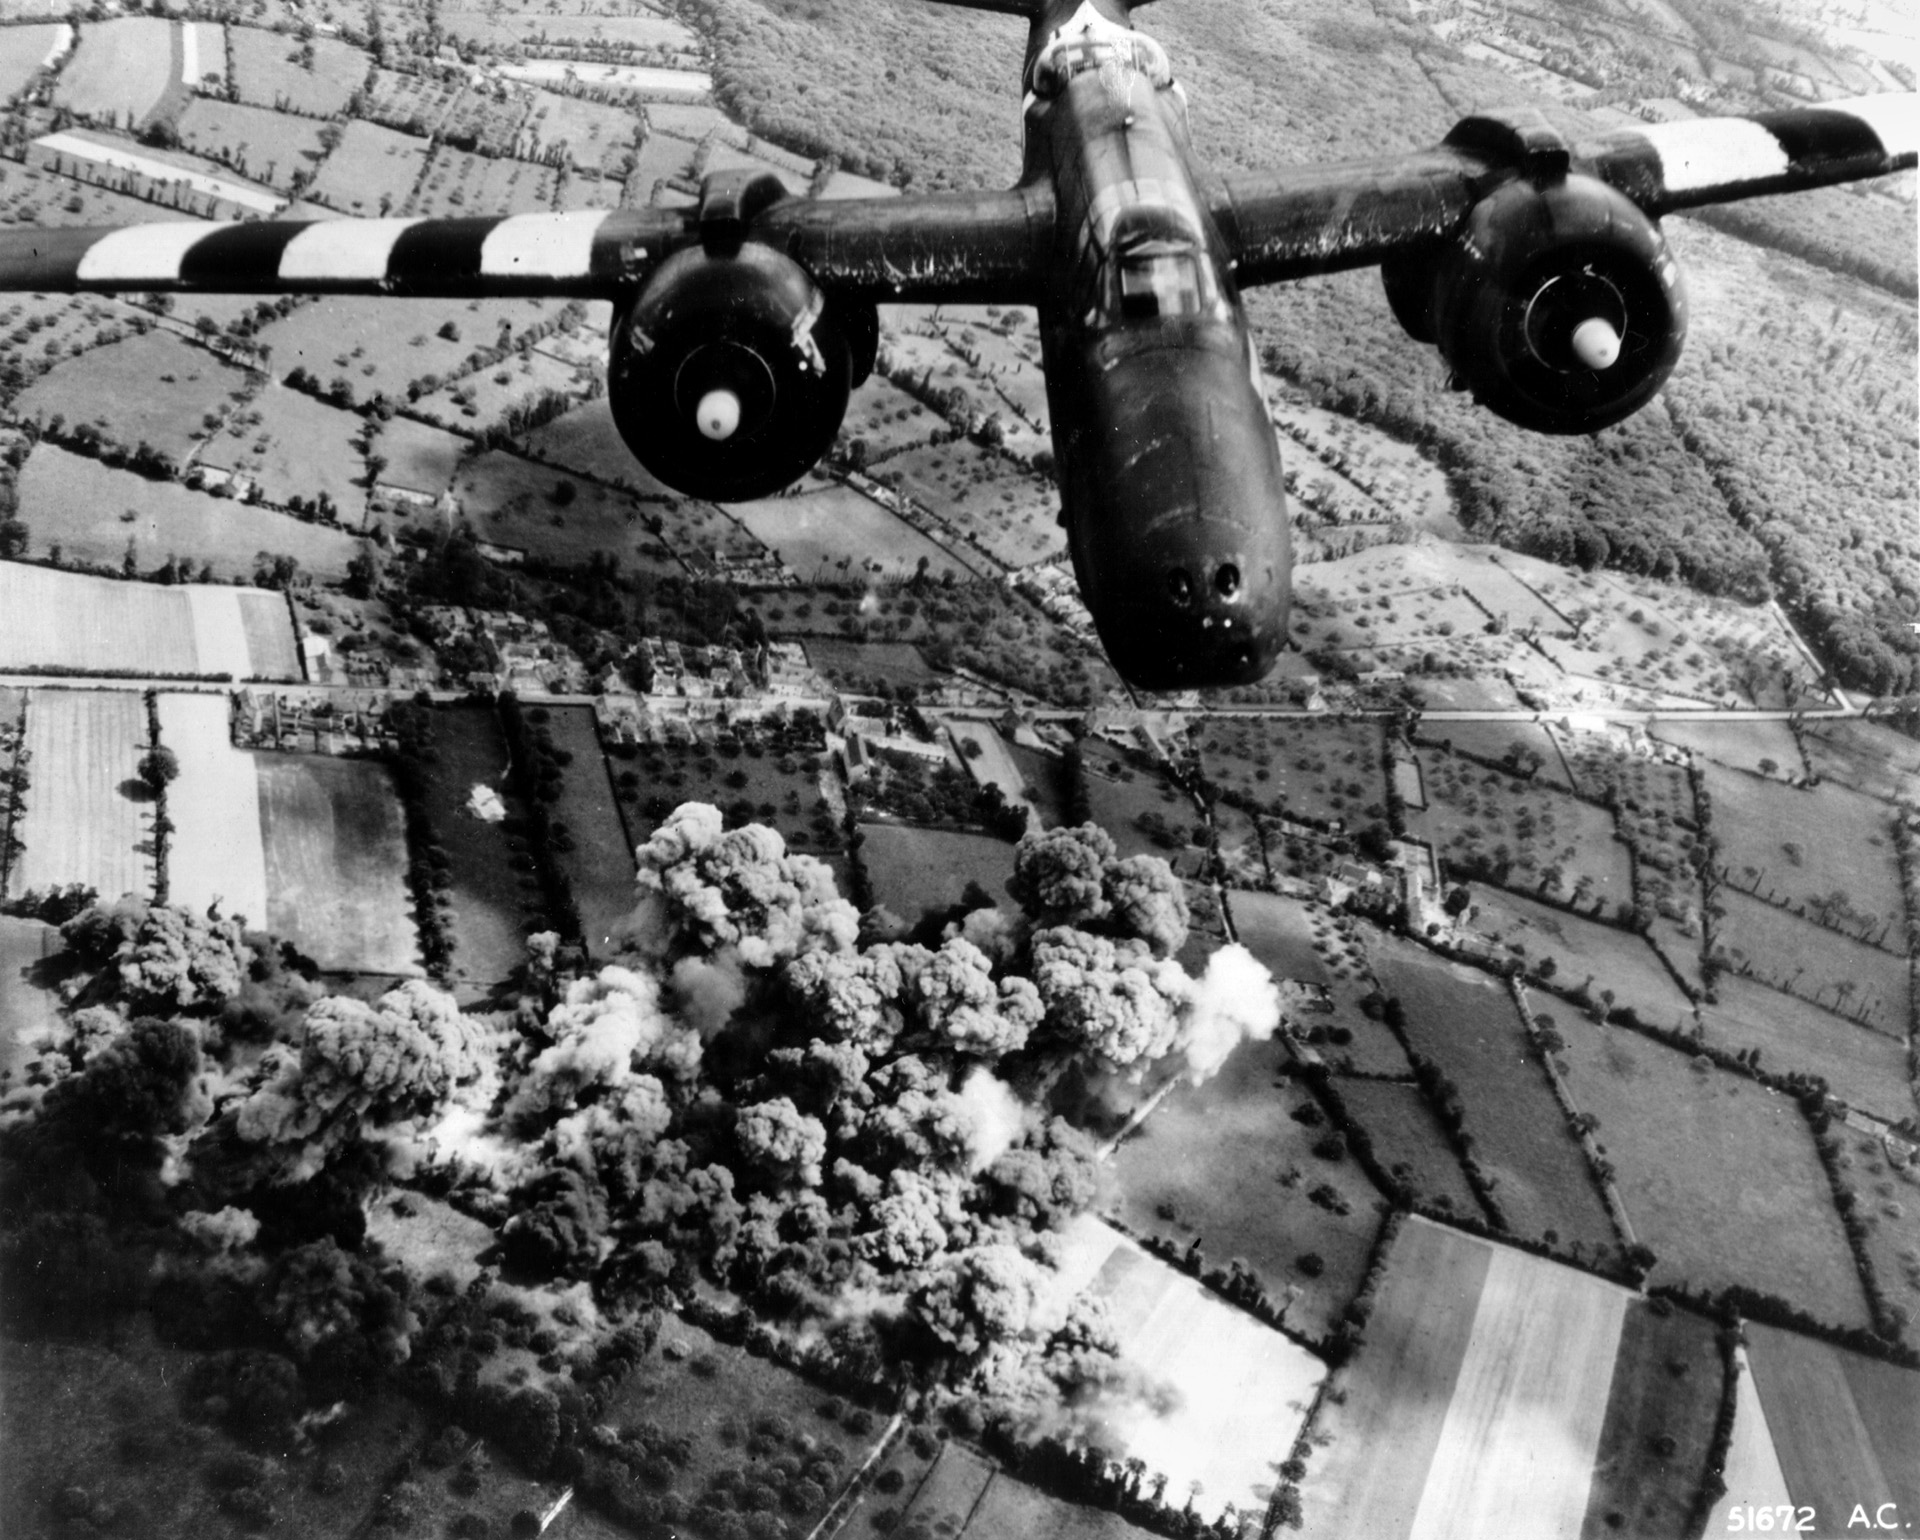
(608, 242), (876, 502)
(1382, 173), (1686, 435)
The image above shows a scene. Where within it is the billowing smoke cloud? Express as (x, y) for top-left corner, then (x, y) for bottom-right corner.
(1180, 943), (1281, 1085)
(954, 1066), (1028, 1176)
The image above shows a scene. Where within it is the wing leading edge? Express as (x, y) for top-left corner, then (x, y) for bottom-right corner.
(0, 184), (1053, 305)
(1218, 93), (1918, 290)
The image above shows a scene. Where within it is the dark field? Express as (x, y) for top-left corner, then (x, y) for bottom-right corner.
(1369, 936), (1619, 1253)
(1111, 1037), (1389, 1343)
(536, 706), (639, 958)
(422, 703), (543, 994)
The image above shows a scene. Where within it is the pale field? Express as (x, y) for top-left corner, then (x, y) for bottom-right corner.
(0, 562), (192, 674)
(1746, 1323), (1920, 1531)
(1053, 1216), (1325, 1525)
(731, 483), (981, 583)
(1300, 1215), (1492, 1540)
(1302, 1218), (1629, 1540)
(154, 693), (269, 931)
(256, 754), (419, 976)
(0, 24), (69, 104)
(0, 562), (298, 681)
(8, 690), (150, 903)
(173, 97), (330, 190)
(196, 379), (371, 518)
(1706, 1347), (1794, 1533)
(305, 118), (430, 216)
(1405, 1242), (1627, 1540)
(0, 916), (61, 1080)
(51, 17), (174, 121)
(12, 324), (251, 460)
(253, 294), (559, 403)
(227, 26), (366, 117)
(411, 146), (565, 217)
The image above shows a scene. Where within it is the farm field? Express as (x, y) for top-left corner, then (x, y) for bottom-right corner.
(803, 637), (935, 692)
(1476, 887), (1696, 1033)
(1702, 763), (1905, 944)
(0, 23), (65, 105)
(411, 146), (565, 217)
(1193, 715), (1384, 828)
(6, 689), (150, 904)
(520, 394), (677, 488)
(198, 379), (372, 516)
(173, 97), (329, 190)
(227, 25), (367, 116)
(1698, 976), (1911, 1123)
(890, 1442), (1160, 1540)
(1553, 1012), (1873, 1330)
(1002, 739), (1067, 829)
(1745, 1323), (1920, 1535)
(1412, 751), (1633, 908)
(1841, 1121), (1920, 1344)
(1580, 1297), (1728, 1539)
(154, 693), (269, 930)
(1712, 889), (1910, 1039)
(306, 118), (431, 216)
(1796, 718), (1920, 805)
(0, 916), (60, 1080)
(1414, 719), (1572, 790)
(1327, 1077), (1483, 1218)
(370, 413), (465, 500)
(12, 326), (248, 458)
(1646, 716), (1804, 778)
(535, 705), (638, 958)
(15, 444), (365, 582)
(1112, 1034), (1388, 1342)
(1229, 890), (1412, 1076)
(255, 752), (418, 976)
(520, 90), (639, 175)
(856, 822), (1015, 923)
(0, 563), (299, 680)
(421, 704), (541, 995)
(254, 294), (559, 404)
(623, 733), (839, 859)
(410, 342), (586, 433)
(1708, 1346), (1795, 1532)
(1053, 1217), (1327, 1525)
(843, 373), (942, 459)
(731, 482), (978, 584)
(946, 720), (1038, 830)
(454, 449), (731, 573)
(51, 16), (173, 122)
(1079, 739), (1204, 871)
(1300, 1217), (1633, 1540)
(1369, 936), (1618, 1252)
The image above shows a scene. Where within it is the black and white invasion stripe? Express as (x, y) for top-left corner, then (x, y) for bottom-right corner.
(0, 208), (688, 297)
(1580, 92), (1918, 215)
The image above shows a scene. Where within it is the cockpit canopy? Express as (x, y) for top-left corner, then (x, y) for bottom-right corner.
(1102, 208), (1219, 322)
(1030, 28), (1174, 99)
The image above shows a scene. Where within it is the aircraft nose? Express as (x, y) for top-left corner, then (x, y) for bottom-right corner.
(1099, 559), (1285, 690)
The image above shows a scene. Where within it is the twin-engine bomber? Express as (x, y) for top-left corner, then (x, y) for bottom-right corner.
(0, 0), (1911, 689)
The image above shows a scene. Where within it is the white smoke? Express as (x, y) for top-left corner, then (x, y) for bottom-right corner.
(956, 1066), (1029, 1175)
(1180, 943), (1280, 1086)
(670, 952), (749, 1038)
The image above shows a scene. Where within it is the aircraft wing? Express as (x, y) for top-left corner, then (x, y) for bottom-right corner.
(0, 184), (1052, 305)
(1218, 94), (1919, 289)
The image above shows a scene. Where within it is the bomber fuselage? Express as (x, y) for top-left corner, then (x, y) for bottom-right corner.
(1018, 0), (1290, 690)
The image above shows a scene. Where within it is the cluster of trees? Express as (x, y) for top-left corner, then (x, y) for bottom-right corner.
(497, 695), (586, 941)
(855, 744), (1028, 840)
(383, 694), (458, 975)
